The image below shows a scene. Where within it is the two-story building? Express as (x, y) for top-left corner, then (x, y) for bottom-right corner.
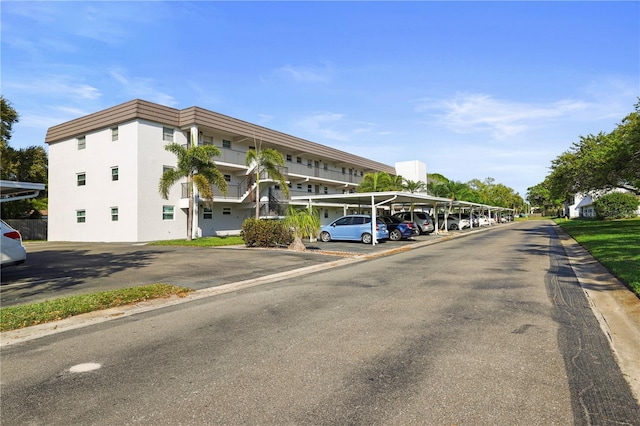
(45, 99), (399, 242)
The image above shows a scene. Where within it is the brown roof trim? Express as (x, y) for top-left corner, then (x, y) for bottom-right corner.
(46, 99), (395, 174)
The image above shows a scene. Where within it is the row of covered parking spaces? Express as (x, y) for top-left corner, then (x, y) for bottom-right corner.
(291, 191), (515, 245)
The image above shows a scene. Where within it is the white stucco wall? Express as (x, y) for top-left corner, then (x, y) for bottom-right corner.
(48, 120), (191, 242)
(136, 121), (188, 241)
(49, 123), (142, 241)
(395, 160), (427, 185)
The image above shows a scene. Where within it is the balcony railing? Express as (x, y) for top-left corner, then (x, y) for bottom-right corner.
(285, 161), (362, 184)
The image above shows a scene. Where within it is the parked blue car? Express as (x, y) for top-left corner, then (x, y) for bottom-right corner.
(379, 215), (416, 240)
(319, 214), (389, 244)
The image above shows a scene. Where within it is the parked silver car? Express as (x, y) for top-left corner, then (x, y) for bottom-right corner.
(392, 211), (434, 234)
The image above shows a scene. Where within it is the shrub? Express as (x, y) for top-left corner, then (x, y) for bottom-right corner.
(240, 218), (293, 247)
(593, 192), (640, 220)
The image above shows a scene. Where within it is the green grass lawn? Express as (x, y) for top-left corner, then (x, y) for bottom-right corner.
(555, 218), (640, 297)
(0, 284), (192, 332)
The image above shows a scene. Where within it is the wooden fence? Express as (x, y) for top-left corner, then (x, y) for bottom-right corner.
(4, 219), (48, 241)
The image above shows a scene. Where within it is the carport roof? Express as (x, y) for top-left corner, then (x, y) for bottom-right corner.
(291, 191), (513, 212)
(0, 180), (46, 203)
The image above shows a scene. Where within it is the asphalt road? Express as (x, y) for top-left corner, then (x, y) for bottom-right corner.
(1, 222), (639, 424)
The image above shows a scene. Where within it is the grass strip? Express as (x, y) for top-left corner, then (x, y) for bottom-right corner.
(555, 218), (640, 297)
(148, 236), (245, 247)
(0, 284), (192, 332)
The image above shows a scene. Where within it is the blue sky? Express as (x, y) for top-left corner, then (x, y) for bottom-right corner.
(2, 1), (638, 198)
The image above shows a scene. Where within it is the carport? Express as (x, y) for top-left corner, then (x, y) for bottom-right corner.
(0, 180), (46, 203)
(291, 191), (455, 245)
(291, 191), (516, 245)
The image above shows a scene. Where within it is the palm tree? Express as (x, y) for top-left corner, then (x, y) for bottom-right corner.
(402, 179), (426, 193)
(159, 141), (227, 240)
(245, 143), (289, 219)
(284, 206), (321, 251)
(388, 174), (404, 191)
(357, 171), (392, 192)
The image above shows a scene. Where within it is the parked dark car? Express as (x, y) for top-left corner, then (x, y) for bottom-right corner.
(379, 215), (416, 241)
(392, 211), (435, 234)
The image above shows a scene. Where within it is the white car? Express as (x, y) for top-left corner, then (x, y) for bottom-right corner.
(476, 215), (491, 226)
(1, 220), (27, 267)
(437, 215), (470, 230)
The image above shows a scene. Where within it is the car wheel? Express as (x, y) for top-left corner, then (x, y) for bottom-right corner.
(450, 223), (458, 230)
(320, 231), (331, 242)
(389, 229), (402, 241)
(361, 233), (373, 244)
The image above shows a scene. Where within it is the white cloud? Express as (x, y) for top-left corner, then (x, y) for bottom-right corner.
(416, 93), (591, 140)
(109, 68), (177, 106)
(276, 63), (334, 83)
(6, 78), (102, 101)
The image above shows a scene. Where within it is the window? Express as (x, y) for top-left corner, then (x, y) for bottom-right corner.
(77, 173), (86, 186)
(307, 160), (312, 168)
(203, 207), (213, 219)
(222, 139), (231, 149)
(77, 210), (86, 223)
(324, 209), (329, 218)
(77, 136), (86, 150)
(201, 135), (214, 145)
(342, 167), (346, 175)
(163, 127), (173, 142)
(163, 205), (174, 220)
(307, 185), (312, 193)
(286, 154), (292, 162)
(324, 163), (328, 171)
(111, 207), (119, 222)
(296, 156), (302, 164)
(324, 186), (328, 194)
(111, 167), (119, 181)
(296, 183), (302, 190)
(111, 127), (119, 141)
(224, 174), (231, 182)
(222, 207), (231, 215)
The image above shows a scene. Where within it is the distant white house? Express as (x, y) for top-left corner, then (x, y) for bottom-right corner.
(564, 190), (639, 218)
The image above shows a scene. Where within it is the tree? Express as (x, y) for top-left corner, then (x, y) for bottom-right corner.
(357, 171), (393, 192)
(387, 174), (404, 191)
(0, 97), (49, 219)
(284, 205), (321, 251)
(0, 146), (49, 218)
(402, 179), (426, 193)
(1, 96), (20, 180)
(159, 140), (227, 240)
(245, 143), (289, 219)
(593, 192), (639, 220)
(1, 96), (19, 147)
(546, 102), (640, 200)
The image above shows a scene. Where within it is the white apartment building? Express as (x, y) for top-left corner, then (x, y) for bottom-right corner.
(45, 99), (398, 242)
